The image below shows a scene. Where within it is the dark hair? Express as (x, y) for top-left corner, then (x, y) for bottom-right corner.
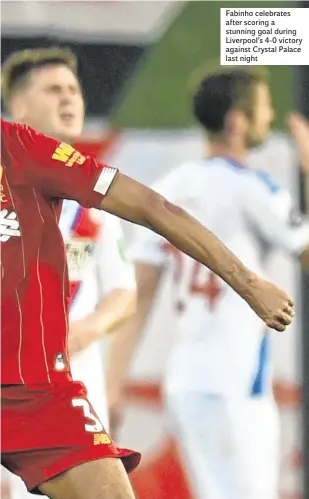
(193, 69), (268, 134)
(2, 47), (77, 110)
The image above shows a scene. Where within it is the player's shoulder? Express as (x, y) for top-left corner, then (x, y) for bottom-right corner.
(202, 157), (281, 192)
(151, 160), (202, 195)
(1, 118), (11, 129)
(1, 118), (34, 147)
(244, 168), (282, 195)
(1, 120), (20, 170)
(1, 118), (13, 139)
(1, 118), (24, 133)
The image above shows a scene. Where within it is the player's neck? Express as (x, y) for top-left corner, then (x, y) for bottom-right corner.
(206, 138), (248, 167)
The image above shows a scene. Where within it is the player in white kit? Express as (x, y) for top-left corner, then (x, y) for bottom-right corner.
(1, 47), (136, 498)
(106, 70), (309, 499)
(60, 201), (136, 429)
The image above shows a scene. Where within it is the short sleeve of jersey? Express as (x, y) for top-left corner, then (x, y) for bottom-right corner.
(95, 213), (136, 295)
(127, 165), (188, 266)
(243, 171), (309, 256)
(2, 119), (117, 209)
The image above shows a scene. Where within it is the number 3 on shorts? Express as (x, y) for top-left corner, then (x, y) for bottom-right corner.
(72, 398), (104, 432)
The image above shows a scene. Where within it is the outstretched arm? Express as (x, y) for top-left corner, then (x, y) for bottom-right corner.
(4, 119), (293, 330)
(102, 173), (293, 331)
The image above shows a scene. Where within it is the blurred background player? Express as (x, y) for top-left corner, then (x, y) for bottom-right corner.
(1, 47), (137, 498)
(105, 68), (309, 499)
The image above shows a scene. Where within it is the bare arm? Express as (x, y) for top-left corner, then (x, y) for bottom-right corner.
(105, 264), (162, 399)
(105, 263), (163, 435)
(69, 288), (136, 357)
(102, 173), (293, 331)
(102, 174), (253, 290)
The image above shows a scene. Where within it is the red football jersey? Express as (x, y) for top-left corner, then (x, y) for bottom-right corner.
(1, 119), (118, 384)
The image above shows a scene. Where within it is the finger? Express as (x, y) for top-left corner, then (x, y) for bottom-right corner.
(274, 324), (286, 332)
(283, 305), (295, 317)
(267, 319), (286, 332)
(276, 312), (292, 326)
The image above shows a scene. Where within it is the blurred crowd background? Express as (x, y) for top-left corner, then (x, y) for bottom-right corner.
(1, 1), (308, 498)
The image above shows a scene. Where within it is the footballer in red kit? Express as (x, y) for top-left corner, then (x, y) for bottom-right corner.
(0, 51), (296, 499)
(1, 119), (140, 495)
(1, 121), (112, 384)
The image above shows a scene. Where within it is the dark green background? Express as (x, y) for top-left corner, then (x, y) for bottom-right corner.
(113, 1), (293, 129)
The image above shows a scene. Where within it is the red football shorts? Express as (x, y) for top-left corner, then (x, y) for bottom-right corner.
(1, 381), (141, 494)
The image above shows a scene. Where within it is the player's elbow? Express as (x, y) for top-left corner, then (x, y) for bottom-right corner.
(141, 191), (179, 230)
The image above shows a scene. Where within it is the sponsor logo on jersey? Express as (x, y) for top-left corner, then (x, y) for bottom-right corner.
(93, 433), (112, 445)
(0, 209), (20, 242)
(52, 143), (86, 167)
